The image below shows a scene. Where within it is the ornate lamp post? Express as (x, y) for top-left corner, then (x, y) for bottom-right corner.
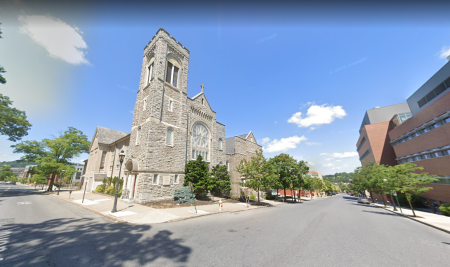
(57, 169), (65, 195)
(383, 179), (397, 211)
(112, 150), (125, 213)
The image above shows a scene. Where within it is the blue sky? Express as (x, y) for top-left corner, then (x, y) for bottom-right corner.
(1, 1), (450, 174)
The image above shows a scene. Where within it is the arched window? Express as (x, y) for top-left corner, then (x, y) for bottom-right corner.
(192, 123), (209, 161)
(166, 128), (174, 146)
(226, 161), (230, 171)
(218, 138), (223, 150)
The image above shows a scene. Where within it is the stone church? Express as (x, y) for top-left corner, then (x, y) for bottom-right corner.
(83, 28), (261, 203)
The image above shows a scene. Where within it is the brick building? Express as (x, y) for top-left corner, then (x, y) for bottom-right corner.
(357, 60), (450, 208)
(84, 28), (260, 203)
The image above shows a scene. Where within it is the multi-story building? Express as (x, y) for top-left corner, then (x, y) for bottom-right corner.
(356, 103), (411, 166)
(357, 60), (450, 208)
(389, 61), (450, 207)
(83, 28), (260, 203)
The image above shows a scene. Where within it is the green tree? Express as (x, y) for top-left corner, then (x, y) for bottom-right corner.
(209, 164), (231, 197)
(267, 153), (301, 202)
(311, 177), (325, 197)
(237, 149), (271, 204)
(303, 175), (314, 199)
(13, 127), (90, 192)
(184, 155), (210, 196)
(388, 163), (438, 217)
(0, 165), (15, 181)
(173, 186), (196, 204)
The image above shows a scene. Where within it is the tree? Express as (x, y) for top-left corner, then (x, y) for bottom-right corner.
(267, 153), (300, 202)
(13, 127), (90, 192)
(184, 155), (210, 196)
(388, 163), (438, 217)
(237, 149), (271, 204)
(173, 186), (196, 204)
(323, 180), (334, 195)
(209, 164), (231, 197)
(0, 165), (16, 181)
(0, 23), (32, 141)
(303, 175), (314, 199)
(311, 177), (325, 197)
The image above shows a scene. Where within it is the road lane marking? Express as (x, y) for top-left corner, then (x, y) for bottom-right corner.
(17, 201), (33, 205)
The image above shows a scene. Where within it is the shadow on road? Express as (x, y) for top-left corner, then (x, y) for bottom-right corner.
(362, 210), (403, 217)
(1, 218), (191, 266)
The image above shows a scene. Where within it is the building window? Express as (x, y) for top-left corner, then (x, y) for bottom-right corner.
(202, 98), (204, 105)
(360, 149), (370, 161)
(168, 100), (173, 112)
(143, 98), (147, 111)
(166, 128), (173, 146)
(109, 166), (113, 171)
(191, 123), (209, 161)
(153, 174), (159, 185)
(136, 127), (141, 145)
(174, 174), (179, 184)
(227, 161), (230, 171)
(219, 138), (223, 150)
(116, 164), (119, 169)
(147, 63), (153, 85)
(99, 151), (107, 170)
(165, 61), (179, 87)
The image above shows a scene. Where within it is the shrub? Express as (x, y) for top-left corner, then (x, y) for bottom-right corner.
(105, 186), (115, 195)
(440, 203), (450, 216)
(94, 185), (105, 193)
(173, 186), (196, 204)
(250, 193), (256, 200)
(118, 189), (122, 197)
(265, 194), (276, 200)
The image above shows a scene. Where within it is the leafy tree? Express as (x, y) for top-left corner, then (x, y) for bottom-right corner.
(267, 153), (301, 202)
(13, 127), (90, 192)
(388, 163), (438, 217)
(209, 164), (231, 197)
(237, 149), (271, 204)
(303, 175), (314, 199)
(323, 180), (334, 195)
(0, 23), (32, 141)
(184, 155), (210, 196)
(311, 177), (325, 197)
(0, 165), (16, 181)
(0, 94), (32, 142)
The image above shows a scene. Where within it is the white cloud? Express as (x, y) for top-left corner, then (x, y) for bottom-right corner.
(439, 46), (450, 59)
(320, 151), (358, 158)
(306, 142), (320, 146)
(260, 137), (271, 145)
(263, 135), (307, 153)
(325, 158), (333, 161)
(336, 160), (342, 162)
(323, 163), (334, 167)
(307, 161), (315, 166)
(288, 104), (347, 130)
(19, 14), (89, 65)
(330, 152), (358, 158)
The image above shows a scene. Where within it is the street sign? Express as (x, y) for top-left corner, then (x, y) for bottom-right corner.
(188, 182), (194, 193)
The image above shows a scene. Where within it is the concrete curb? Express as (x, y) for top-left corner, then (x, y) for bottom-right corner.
(371, 204), (450, 235)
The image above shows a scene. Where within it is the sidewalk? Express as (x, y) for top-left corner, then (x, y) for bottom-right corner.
(372, 202), (450, 234)
(46, 189), (284, 224)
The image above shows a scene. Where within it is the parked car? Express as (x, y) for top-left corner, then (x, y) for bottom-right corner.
(331, 192), (337, 195)
(357, 198), (370, 204)
(6, 181), (16, 185)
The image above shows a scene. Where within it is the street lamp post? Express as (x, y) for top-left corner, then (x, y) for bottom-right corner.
(112, 150), (125, 213)
(57, 169), (65, 195)
(383, 179), (397, 211)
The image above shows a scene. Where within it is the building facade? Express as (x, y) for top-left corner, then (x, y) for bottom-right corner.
(357, 103), (411, 166)
(84, 28), (260, 203)
(357, 60), (450, 208)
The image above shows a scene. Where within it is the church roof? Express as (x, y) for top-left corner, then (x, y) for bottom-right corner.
(96, 126), (129, 145)
(237, 134), (248, 139)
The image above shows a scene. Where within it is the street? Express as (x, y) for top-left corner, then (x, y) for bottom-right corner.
(1, 185), (449, 266)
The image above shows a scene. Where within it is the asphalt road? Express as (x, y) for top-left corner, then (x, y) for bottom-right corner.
(1, 185), (449, 267)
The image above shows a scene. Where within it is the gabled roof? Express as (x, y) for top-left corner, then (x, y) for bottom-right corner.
(95, 126), (129, 145)
(190, 91), (216, 113)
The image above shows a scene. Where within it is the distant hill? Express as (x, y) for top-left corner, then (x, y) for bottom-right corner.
(0, 161), (37, 168)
